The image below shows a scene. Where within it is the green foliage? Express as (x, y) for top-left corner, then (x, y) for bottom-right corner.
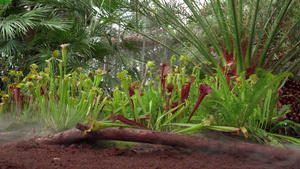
(0, 0), (11, 5)
(0, 45), (107, 131)
(1, 0), (299, 147)
(175, 67), (299, 146)
(132, 0), (299, 77)
(1, 47), (299, 147)
(0, 0), (136, 83)
(207, 68), (290, 127)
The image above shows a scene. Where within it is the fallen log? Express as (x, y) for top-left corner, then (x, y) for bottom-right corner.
(34, 123), (300, 162)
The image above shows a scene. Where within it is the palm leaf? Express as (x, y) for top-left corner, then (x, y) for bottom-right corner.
(38, 17), (72, 31)
(0, 14), (35, 40)
(0, 39), (25, 56)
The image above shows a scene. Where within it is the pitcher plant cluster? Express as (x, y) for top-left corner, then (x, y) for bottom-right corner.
(0, 45), (299, 147)
(0, 44), (107, 131)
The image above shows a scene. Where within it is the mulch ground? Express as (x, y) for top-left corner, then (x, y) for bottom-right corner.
(0, 140), (299, 169)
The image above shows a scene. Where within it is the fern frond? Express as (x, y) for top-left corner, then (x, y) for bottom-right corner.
(270, 120), (300, 133)
(244, 71), (292, 124)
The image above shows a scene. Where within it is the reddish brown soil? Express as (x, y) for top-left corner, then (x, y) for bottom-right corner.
(0, 122), (299, 169)
(0, 140), (299, 169)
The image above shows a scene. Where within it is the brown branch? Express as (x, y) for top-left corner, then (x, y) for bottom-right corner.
(33, 123), (300, 162)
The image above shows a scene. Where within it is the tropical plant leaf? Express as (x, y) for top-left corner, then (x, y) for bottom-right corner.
(269, 133), (300, 147)
(243, 71), (292, 125)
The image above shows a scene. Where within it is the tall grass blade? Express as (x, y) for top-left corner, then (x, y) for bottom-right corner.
(272, 42), (300, 73)
(215, 0), (232, 53)
(257, 0), (293, 68)
(245, 0), (260, 67)
(265, 17), (300, 67)
(184, 0), (222, 57)
(228, 0), (245, 73)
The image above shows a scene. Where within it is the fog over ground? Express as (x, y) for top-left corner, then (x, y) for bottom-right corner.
(0, 117), (52, 146)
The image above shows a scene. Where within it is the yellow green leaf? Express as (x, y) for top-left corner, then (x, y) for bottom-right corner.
(84, 117), (100, 134)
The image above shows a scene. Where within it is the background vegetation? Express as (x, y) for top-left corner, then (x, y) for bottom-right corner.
(1, 0), (299, 147)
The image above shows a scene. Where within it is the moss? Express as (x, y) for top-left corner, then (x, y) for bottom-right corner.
(93, 140), (136, 149)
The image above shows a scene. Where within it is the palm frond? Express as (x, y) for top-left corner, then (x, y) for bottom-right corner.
(38, 17), (72, 31)
(0, 14), (35, 40)
(0, 39), (25, 56)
